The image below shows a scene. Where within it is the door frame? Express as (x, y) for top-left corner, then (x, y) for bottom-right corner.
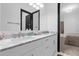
(20, 9), (31, 31)
(57, 3), (60, 52)
(32, 10), (40, 30)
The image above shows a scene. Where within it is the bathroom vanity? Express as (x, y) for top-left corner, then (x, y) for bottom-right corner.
(0, 3), (57, 56)
(0, 33), (57, 56)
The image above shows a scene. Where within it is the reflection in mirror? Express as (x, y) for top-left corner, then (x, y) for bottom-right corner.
(20, 9), (40, 31)
(22, 12), (29, 31)
(33, 10), (40, 30)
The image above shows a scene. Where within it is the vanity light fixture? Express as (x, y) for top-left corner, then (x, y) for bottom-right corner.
(36, 3), (40, 5)
(33, 4), (40, 10)
(29, 3), (44, 10)
(35, 7), (40, 10)
(62, 4), (78, 13)
(29, 3), (33, 6)
(36, 3), (44, 8)
(39, 4), (44, 8)
(33, 4), (37, 8)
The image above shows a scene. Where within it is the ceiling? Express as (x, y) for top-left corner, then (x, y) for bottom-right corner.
(61, 3), (79, 14)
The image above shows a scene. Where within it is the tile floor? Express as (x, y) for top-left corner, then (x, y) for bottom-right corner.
(60, 34), (79, 56)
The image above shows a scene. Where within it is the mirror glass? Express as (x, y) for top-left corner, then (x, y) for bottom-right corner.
(33, 11), (39, 30)
(20, 9), (40, 31)
(22, 12), (29, 31)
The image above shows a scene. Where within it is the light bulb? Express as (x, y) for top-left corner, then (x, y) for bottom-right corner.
(62, 4), (78, 13)
(36, 7), (39, 10)
(36, 3), (40, 5)
(40, 4), (44, 8)
(29, 3), (33, 6)
(33, 4), (37, 8)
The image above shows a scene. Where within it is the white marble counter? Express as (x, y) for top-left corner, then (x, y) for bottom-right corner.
(0, 32), (56, 51)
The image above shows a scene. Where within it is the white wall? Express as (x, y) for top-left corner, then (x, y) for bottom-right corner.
(61, 3), (79, 34)
(64, 13), (78, 33)
(40, 4), (48, 31)
(0, 3), (57, 32)
(46, 3), (57, 32)
(0, 4), (1, 31)
(1, 3), (36, 31)
(40, 3), (57, 32)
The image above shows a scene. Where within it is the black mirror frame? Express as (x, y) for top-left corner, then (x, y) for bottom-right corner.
(20, 9), (40, 31)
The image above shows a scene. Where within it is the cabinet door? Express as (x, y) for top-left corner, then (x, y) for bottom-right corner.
(50, 35), (57, 56)
(45, 39), (57, 56)
(49, 35), (57, 56)
(41, 35), (57, 56)
(30, 46), (46, 56)
(51, 35), (57, 55)
(45, 36), (55, 56)
(22, 46), (46, 56)
(32, 35), (57, 56)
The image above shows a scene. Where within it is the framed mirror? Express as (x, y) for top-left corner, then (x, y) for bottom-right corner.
(20, 9), (40, 31)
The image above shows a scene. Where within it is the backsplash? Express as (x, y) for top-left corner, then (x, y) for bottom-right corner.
(0, 31), (33, 40)
(0, 31), (54, 40)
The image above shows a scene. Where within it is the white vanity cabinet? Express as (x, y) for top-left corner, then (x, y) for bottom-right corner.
(0, 34), (57, 56)
(32, 35), (57, 56)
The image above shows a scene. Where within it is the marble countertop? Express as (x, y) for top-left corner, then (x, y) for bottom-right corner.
(0, 32), (56, 51)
